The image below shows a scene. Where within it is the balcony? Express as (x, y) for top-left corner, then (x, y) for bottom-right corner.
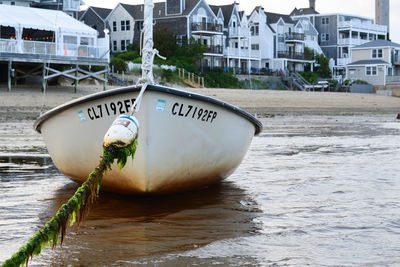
(337, 57), (352, 66)
(204, 45), (223, 55)
(338, 38), (370, 46)
(338, 20), (387, 33)
(277, 51), (313, 60)
(191, 22), (223, 34)
(392, 53), (400, 65)
(285, 33), (305, 42)
(386, 76), (400, 84)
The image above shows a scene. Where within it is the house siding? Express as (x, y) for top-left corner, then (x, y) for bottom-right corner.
(108, 5), (134, 52)
(133, 16), (187, 44)
(353, 47), (390, 63)
(80, 9), (107, 38)
(347, 65), (385, 85)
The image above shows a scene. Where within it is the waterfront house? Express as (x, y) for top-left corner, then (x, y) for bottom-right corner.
(79, 6), (112, 38)
(248, 6), (315, 73)
(346, 40), (400, 87)
(292, 11), (387, 75)
(210, 3), (259, 74)
(105, 3), (135, 53)
(106, 0), (224, 71)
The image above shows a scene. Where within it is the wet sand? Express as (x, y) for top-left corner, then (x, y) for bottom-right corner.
(1, 85), (400, 121)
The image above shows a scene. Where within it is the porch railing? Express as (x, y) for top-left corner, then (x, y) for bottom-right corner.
(191, 22), (223, 33)
(277, 51), (313, 60)
(204, 45), (223, 54)
(0, 38), (109, 61)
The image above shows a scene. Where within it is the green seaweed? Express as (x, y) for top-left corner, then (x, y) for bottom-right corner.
(1, 141), (138, 267)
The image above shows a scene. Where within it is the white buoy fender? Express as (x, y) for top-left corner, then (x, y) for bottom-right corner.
(103, 115), (139, 148)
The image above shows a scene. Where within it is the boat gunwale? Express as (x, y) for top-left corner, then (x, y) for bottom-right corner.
(34, 84), (263, 135)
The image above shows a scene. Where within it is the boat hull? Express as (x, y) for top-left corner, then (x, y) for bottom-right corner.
(35, 85), (262, 194)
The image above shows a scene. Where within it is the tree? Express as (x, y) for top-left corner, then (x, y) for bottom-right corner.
(153, 24), (178, 59)
(314, 53), (331, 78)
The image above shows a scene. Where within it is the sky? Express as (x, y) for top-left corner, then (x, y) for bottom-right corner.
(82, 0), (400, 42)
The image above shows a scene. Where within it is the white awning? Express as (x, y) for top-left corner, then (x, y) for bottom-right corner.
(0, 4), (97, 37)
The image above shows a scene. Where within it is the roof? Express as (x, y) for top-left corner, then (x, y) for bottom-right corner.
(210, 4), (235, 27)
(239, 11), (244, 20)
(353, 39), (400, 49)
(265, 11), (294, 24)
(348, 59), (390, 66)
(0, 4), (97, 36)
(209, 5), (220, 16)
(90, 6), (112, 20)
(120, 0), (200, 20)
(290, 7), (319, 16)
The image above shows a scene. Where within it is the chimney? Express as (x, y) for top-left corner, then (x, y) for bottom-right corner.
(376, 0), (390, 34)
(309, 0), (315, 10)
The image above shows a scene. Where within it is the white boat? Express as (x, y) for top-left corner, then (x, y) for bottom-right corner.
(34, 85), (262, 193)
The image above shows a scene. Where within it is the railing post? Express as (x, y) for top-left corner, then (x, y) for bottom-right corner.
(74, 64), (78, 93)
(8, 60), (12, 92)
(103, 65), (108, 91)
(42, 63), (47, 93)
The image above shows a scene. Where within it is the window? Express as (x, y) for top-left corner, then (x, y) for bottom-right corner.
(126, 39), (130, 48)
(366, 66), (377, 76)
(113, 21), (117, 32)
(64, 35), (77, 44)
(126, 20), (130, 31)
(322, 17), (329, 24)
(80, 37), (93, 46)
(121, 40), (126, 51)
(251, 44), (259, 50)
(251, 24), (259, 36)
(235, 42), (238, 48)
(137, 21), (144, 31)
(372, 49), (383, 58)
(113, 40), (117, 51)
(321, 33), (330, 42)
(233, 21), (236, 28)
(121, 20), (125, 31)
(203, 39), (207, 45)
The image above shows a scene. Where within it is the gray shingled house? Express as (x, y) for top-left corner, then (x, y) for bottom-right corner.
(79, 6), (112, 38)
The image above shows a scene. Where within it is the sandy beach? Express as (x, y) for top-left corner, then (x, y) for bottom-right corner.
(1, 84), (400, 121)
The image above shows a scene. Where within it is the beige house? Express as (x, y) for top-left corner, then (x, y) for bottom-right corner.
(346, 40), (400, 86)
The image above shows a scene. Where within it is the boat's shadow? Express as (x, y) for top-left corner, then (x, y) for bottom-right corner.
(41, 180), (261, 265)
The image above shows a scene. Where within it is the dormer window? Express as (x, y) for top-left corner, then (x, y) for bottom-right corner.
(233, 21), (236, 28)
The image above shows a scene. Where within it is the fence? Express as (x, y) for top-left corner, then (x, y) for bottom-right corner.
(177, 68), (204, 88)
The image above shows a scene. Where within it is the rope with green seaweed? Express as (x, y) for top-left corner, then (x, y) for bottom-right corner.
(1, 140), (138, 267)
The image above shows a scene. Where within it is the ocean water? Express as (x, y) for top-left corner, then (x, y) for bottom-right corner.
(1, 114), (400, 266)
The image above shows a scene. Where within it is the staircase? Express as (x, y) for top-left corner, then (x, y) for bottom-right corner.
(178, 68), (204, 88)
(280, 70), (314, 91)
(291, 72), (310, 91)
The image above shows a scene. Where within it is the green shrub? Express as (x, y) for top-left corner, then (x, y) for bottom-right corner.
(132, 57), (142, 64)
(114, 51), (139, 61)
(299, 71), (319, 83)
(204, 68), (239, 88)
(110, 57), (127, 72)
(353, 79), (368, 85)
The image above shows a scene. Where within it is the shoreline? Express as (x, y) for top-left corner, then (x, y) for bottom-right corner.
(1, 85), (400, 121)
